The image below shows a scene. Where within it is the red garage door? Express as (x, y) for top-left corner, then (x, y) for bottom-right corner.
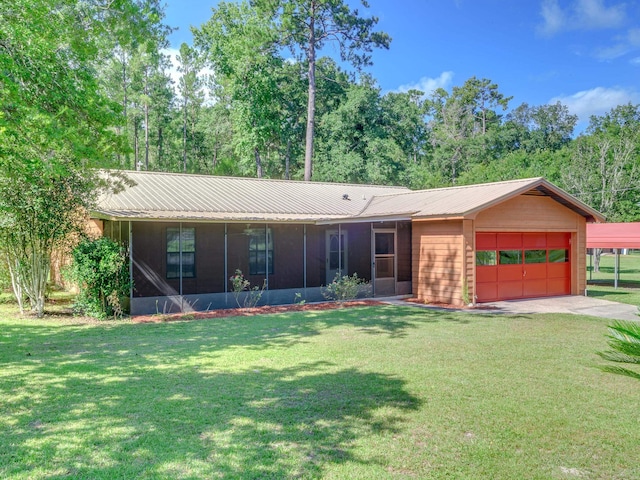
(476, 233), (571, 302)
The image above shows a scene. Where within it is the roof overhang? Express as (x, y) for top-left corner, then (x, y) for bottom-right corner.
(462, 178), (605, 223)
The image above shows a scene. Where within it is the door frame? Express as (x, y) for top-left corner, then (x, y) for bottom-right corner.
(371, 227), (397, 296)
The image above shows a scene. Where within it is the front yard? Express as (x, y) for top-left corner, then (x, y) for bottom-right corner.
(1, 304), (638, 479)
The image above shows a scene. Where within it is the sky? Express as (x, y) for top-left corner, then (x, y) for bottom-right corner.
(163, 0), (640, 130)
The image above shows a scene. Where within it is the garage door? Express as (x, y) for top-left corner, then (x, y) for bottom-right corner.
(475, 233), (571, 302)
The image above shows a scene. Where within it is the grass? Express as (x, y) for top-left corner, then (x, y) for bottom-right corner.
(587, 251), (640, 305)
(1, 303), (639, 479)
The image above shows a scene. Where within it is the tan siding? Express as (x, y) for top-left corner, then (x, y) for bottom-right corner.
(475, 196), (581, 231)
(462, 219), (475, 303)
(575, 217), (587, 294)
(412, 220), (465, 306)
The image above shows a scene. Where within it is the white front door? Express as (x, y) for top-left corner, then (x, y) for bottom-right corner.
(326, 230), (348, 284)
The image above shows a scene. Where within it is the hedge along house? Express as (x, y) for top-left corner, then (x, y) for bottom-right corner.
(92, 171), (603, 314)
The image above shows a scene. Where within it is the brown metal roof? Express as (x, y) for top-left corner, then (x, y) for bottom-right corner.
(95, 170), (409, 222)
(357, 177), (604, 222)
(93, 172), (604, 224)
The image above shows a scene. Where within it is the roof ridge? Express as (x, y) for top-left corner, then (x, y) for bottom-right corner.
(103, 169), (409, 190)
(371, 177), (546, 199)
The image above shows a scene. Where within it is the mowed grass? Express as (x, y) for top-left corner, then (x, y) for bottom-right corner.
(587, 252), (640, 305)
(1, 305), (639, 479)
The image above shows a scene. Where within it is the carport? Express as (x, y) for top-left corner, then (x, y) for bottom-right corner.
(586, 222), (640, 288)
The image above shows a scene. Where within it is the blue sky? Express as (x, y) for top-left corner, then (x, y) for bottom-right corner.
(164, 0), (640, 129)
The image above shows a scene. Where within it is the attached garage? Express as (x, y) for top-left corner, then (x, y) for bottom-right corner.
(361, 177), (604, 306)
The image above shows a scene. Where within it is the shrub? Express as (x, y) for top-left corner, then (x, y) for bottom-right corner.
(323, 272), (371, 303)
(66, 237), (131, 319)
(229, 269), (265, 308)
(598, 320), (640, 381)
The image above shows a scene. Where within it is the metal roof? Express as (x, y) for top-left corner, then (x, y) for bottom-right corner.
(93, 171), (604, 224)
(357, 177), (604, 222)
(587, 222), (640, 248)
(95, 170), (409, 222)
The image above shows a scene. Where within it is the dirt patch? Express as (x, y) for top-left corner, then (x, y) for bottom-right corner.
(133, 299), (385, 323)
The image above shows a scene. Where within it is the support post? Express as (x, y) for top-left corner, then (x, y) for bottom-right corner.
(338, 224), (342, 275)
(303, 225), (307, 290)
(179, 222), (183, 311)
(224, 223), (228, 299)
(614, 248), (620, 289)
(129, 221), (133, 303)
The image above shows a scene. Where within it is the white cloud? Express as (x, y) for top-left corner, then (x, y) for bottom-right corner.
(538, 0), (566, 36)
(595, 28), (640, 60)
(394, 71), (454, 96)
(550, 86), (640, 121)
(537, 0), (626, 36)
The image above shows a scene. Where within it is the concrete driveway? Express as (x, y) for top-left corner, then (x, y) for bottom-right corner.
(480, 295), (638, 321)
(385, 295), (638, 321)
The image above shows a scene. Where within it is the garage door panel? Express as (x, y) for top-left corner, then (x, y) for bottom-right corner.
(547, 232), (570, 248)
(524, 279), (547, 297)
(547, 277), (570, 296)
(497, 233), (522, 249)
(548, 262), (570, 278)
(498, 281), (523, 299)
(524, 264), (547, 280)
(476, 283), (498, 302)
(523, 233), (547, 248)
(476, 266), (497, 283)
(497, 265), (523, 282)
(476, 233), (497, 250)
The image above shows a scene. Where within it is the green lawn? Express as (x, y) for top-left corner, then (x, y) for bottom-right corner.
(1, 305), (639, 479)
(587, 252), (640, 305)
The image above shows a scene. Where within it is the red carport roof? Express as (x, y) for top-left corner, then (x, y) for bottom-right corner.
(586, 222), (640, 249)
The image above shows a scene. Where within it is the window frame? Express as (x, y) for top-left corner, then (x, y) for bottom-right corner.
(166, 227), (196, 279)
(248, 227), (274, 276)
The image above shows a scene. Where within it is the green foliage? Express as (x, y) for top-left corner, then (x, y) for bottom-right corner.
(66, 237), (131, 319)
(229, 269), (265, 308)
(598, 320), (640, 381)
(323, 272), (371, 303)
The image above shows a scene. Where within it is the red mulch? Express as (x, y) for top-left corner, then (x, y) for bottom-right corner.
(133, 299), (385, 323)
(404, 297), (495, 310)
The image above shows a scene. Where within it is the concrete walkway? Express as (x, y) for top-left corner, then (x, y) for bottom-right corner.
(383, 295), (639, 322)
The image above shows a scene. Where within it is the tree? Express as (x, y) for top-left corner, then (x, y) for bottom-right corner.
(426, 77), (512, 183)
(196, 1), (284, 177)
(255, 0), (391, 181)
(504, 102), (577, 153)
(561, 104), (640, 271)
(176, 43), (204, 173)
(0, 0), (148, 316)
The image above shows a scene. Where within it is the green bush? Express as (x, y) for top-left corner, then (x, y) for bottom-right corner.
(229, 269), (265, 308)
(323, 272), (371, 303)
(66, 237), (131, 319)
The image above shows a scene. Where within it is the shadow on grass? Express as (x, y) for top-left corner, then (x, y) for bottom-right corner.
(1, 357), (420, 479)
(587, 288), (633, 298)
(0, 305), (470, 358)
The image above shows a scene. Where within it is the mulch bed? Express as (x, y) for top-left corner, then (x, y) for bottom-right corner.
(133, 299), (385, 323)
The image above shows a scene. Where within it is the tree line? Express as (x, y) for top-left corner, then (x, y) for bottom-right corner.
(1, 0), (639, 316)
